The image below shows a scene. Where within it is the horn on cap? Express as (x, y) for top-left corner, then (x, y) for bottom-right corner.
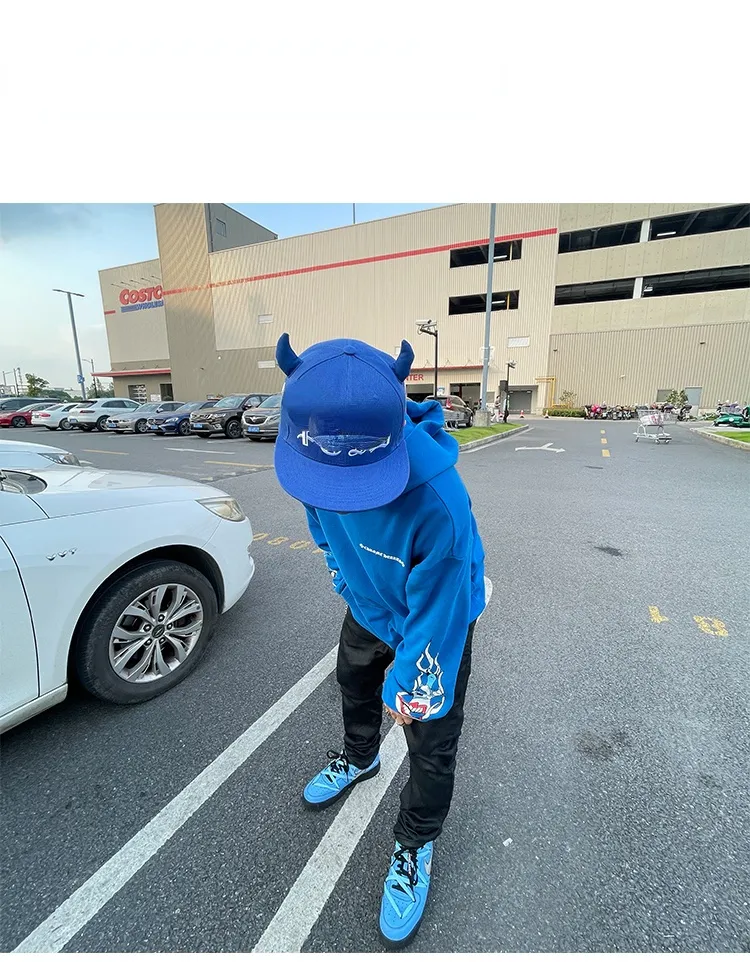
(392, 339), (414, 382)
(276, 333), (301, 376)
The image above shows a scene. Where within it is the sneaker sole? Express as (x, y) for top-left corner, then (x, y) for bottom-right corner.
(302, 761), (381, 811)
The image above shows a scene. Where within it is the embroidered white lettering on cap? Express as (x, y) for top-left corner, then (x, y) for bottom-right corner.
(359, 543), (405, 568)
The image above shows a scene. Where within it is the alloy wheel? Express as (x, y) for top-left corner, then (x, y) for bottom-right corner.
(108, 583), (204, 683)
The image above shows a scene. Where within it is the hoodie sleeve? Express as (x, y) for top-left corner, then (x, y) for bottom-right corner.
(382, 511), (473, 722)
(305, 506), (347, 595)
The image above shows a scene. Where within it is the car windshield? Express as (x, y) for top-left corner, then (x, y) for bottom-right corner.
(213, 395), (246, 408)
(38, 403), (63, 411)
(133, 403), (160, 413)
(19, 403), (50, 411)
(258, 395), (282, 409)
(174, 401), (204, 413)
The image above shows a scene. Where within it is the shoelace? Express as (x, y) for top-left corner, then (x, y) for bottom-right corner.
(390, 845), (419, 899)
(325, 749), (351, 778)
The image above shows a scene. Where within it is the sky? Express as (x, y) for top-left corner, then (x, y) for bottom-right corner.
(0, 203), (444, 392)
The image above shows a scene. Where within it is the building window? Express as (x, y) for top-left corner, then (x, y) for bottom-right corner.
(555, 278), (635, 305)
(257, 359), (276, 369)
(128, 383), (147, 403)
(642, 264), (750, 298)
(258, 314), (273, 324)
(216, 219), (227, 237)
(558, 221), (642, 254)
(159, 382), (174, 400)
(507, 336), (530, 348)
(448, 291), (519, 315)
(450, 239), (522, 268)
(649, 204), (750, 241)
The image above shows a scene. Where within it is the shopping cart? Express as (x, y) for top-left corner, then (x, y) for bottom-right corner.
(634, 409), (673, 443)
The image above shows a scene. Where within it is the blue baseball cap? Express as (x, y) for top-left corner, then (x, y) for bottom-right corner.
(274, 334), (415, 512)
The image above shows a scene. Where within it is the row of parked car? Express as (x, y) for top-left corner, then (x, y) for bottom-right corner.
(0, 393), (284, 441)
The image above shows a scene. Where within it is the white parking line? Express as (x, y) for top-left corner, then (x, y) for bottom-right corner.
(12, 647), (338, 954)
(252, 724), (408, 953)
(166, 447), (218, 453)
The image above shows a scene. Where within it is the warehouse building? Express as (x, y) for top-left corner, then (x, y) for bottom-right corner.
(97, 202), (750, 413)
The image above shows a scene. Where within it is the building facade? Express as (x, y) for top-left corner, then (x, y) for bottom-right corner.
(97, 202), (750, 413)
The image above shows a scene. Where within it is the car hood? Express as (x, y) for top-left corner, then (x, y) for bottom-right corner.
(192, 406), (238, 417)
(20, 466), (228, 518)
(244, 407), (280, 419)
(0, 439), (70, 456)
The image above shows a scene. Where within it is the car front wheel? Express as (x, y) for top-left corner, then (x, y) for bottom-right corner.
(11, 416), (27, 428)
(60, 417), (71, 431)
(224, 419), (242, 439)
(96, 416), (108, 431)
(74, 560), (219, 704)
(134, 419), (148, 434)
(178, 420), (191, 436)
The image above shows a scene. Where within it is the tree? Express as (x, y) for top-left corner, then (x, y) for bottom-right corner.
(25, 373), (50, 397)
(665, 389), (689, 407)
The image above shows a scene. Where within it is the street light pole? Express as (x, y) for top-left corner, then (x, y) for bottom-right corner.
(504, 360), (516, 421)
(417, 319), (439, 397)
(480, 202), (497, 412)
(53, 289), (87, 400)
(82, 357), (96, 397)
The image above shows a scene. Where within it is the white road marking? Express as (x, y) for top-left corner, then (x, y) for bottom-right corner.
(515, 441), (565, 453)
(166, 447), (222, 453)
(12, 647), (339, 954)
(461, 426), (533, 455)
(252, 724), (408, 953)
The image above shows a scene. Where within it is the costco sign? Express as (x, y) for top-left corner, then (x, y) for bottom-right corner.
(119, 286), (164, 312)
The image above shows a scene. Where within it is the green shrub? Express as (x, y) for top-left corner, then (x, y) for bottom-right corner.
(544, 406), (585, 418)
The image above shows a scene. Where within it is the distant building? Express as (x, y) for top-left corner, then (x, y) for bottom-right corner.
(97, 203), (750, 412)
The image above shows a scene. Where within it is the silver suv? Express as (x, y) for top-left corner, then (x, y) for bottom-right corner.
(68, 398), (141, 432)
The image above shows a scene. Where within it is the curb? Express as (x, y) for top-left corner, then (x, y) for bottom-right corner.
(690, 428), (750, 452)
(458, 424), (530, 453)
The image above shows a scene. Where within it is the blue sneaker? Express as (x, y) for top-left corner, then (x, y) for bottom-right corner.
(379, 841), (433, 947)
(302, 750), (380, 809)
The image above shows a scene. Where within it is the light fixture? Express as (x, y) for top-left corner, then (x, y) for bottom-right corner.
(643, 285), (653, 293)
(656, 230), (677, 238)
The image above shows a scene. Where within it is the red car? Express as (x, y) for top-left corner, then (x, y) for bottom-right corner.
(0, 402), (55, 428)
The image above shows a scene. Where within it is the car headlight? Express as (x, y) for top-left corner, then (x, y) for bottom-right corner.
(198, 497), (246, 522)
(164, 417), (178, 423)
(41, 452), (81, 466)
(265, 414), (280, 423)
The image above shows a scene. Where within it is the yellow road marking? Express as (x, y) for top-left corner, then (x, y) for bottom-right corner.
(602, 449), (610, 457)
(648, 606), (669, 623)
(601, 438), (608, 445)
(203, 460), (268, 468)
(600, 429), (606, 435)
(252, 533), (269, 542)
(290, 540), (312, 550)
(83, 449), (129, 456)
(693, 616), (729, 637)
(267, 536), (290, 546)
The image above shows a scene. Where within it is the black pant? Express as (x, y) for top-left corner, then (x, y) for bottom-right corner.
(337, 607), (475, 848)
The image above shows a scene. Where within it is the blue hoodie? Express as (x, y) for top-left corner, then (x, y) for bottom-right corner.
(305, 399), (486, 721)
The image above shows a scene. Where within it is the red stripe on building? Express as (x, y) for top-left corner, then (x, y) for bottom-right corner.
(104, 310), (116, 315)
(93, 368), (171, 378)
(162, 227), (557, 298)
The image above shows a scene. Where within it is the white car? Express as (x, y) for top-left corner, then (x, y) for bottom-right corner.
(68, 397), (141, 432)
(0, 438), (81, 470)
(0, 464), (255, 734)
(31, 401), (88, 431)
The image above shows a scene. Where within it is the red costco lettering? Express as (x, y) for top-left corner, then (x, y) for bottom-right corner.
(118, 285), (164, 307)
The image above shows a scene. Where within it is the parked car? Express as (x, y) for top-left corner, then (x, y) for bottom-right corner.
(0, 402), (58, 429)
(0, 462), (255, 734)
(0, 396), (58, 413)
(31, 401), (89, 431)
(189, 394), (271, 439)
(148, 400), (217, 437)
(0, 438), (80, 470)
(426, 395), (474, 428)
(68, 397), (141, 432)
(243, 394), (282, 441)
(105, 401), (184, 434)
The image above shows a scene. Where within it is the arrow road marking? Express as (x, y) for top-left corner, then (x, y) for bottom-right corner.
(515, 442), (565, 453)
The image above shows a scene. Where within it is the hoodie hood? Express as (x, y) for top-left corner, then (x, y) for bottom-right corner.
(403, 399), (458, 492)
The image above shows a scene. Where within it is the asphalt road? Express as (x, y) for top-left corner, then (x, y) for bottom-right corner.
(2, 420), (749, 952)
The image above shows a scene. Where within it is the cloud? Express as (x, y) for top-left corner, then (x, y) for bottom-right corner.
(0, 204), (96, 244)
